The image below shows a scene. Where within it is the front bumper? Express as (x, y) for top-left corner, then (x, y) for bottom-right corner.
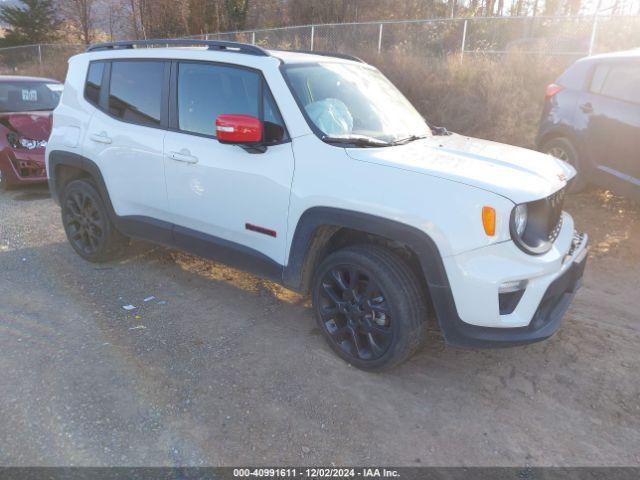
(441, 238), (586, 348)
(0, 147), (47, 186)
(433, 216), (588, 348)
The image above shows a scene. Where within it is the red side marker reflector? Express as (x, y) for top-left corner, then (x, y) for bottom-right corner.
(245, 223), (277, 238)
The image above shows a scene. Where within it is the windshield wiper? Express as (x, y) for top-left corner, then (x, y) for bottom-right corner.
(387, 134), (430, 146)
(322, 135), (390, 148)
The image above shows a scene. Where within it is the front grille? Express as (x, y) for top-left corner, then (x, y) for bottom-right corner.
(546, 187), (566, 243)
(567, 230), (586, 258)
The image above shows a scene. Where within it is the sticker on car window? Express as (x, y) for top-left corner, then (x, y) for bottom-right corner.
(46, 84), (63, 93)
(21, 89), (38, 101)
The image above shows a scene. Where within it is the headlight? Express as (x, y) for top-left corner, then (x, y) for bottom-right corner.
(6, 133), (47, 150)
(19, 138), (47, 150)
(513, 204), (528, 237)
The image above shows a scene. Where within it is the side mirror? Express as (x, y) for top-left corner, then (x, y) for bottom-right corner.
(216, 114), (263, 144)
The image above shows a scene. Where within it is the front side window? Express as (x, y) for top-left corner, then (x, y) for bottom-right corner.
(108, 61), (164, 127)
(283, 62), (430, 145)
(177, 62), (287, 144)
(0, 81), (62, 113)
(178, 63), (259, 137)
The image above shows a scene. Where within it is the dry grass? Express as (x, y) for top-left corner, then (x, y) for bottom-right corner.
(373, 53), (573, 148)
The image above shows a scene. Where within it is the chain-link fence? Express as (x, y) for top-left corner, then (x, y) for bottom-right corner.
(193, 14), (640, 60)
(0, 15), (638, 79)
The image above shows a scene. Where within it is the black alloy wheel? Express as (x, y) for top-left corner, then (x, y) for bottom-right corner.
(60, 179), (129, 262)
(63, 189), (105, 256)
(317, 265), (393, 361)
(312, 245), (428, 371)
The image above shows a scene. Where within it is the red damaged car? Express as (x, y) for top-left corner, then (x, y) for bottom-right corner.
(0, 76), (62, 190)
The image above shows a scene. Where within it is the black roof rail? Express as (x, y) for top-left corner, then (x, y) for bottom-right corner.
(280, 50), (365, 63)
(86, 39), (270, 56)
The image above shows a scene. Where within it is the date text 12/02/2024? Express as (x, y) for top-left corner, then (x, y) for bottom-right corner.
(233, 468), (400, 478)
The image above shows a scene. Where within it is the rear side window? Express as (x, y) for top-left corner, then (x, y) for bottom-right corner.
(590, 63), (640, 104)
(599, 64), (640, 104)
(84, 61), (104, 106)
(108, 61), (164, 127)
(177, 62), (287, 143)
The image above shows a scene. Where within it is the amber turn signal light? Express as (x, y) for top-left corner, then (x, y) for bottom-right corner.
(482, 206), (496, 236)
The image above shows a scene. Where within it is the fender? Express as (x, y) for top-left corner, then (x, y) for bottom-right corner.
(48, 150), (107, 206)
(283, 206), (453, 301)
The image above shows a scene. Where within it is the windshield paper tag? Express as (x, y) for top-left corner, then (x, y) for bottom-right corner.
(21, 89), (38, 102)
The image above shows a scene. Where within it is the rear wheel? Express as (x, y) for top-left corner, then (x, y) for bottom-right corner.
(60, 179), (129, 262)
(543, 137), (587, 192)
(312, 245), (428, 371)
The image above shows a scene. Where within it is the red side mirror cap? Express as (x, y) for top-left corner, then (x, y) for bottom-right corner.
(216, 114), (262, 144)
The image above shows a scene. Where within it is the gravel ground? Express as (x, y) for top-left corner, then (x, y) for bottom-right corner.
(0, 185), (638, 467)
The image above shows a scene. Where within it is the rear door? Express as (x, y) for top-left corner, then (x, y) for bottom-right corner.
(580, 60), (640, 188)
(84, 59), (171, 223)
(163, 61), (294, 268)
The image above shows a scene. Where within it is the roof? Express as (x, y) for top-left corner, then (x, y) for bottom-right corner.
(83, 39), (363, 65)
(581, 49), (640, 62)
(0, 75), (60, 83)
(267, 49), (363, 64)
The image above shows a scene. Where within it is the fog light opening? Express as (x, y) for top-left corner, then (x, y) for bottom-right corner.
(499, 280), (527, 315)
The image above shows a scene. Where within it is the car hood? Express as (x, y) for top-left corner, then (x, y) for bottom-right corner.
(346, 134), (575, 204)
(0, 111), (53, 140)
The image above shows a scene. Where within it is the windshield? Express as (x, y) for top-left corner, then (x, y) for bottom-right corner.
(0, 81), (62, 113)
(283, 62), (430, 144)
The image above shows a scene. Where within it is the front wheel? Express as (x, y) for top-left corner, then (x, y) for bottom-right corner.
(312, 245), (428, 371)
(60, 179), (129, 262)
(543, 137), (588, 192)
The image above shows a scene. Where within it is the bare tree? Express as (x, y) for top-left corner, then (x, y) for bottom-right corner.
(57, 0), (96, 44)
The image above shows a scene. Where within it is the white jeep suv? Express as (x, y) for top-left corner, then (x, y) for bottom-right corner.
(46, 40), (588, 370)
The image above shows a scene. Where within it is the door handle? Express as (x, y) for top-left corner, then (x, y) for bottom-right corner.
(580, 102), (593, 114)
(169, 150), (199, 164)
(89, 132), (112, 144)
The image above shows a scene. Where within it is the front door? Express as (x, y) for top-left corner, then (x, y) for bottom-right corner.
(163, 61), (294, 267)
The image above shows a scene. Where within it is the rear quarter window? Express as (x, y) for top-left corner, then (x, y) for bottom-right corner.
(84, 61), (105, 106)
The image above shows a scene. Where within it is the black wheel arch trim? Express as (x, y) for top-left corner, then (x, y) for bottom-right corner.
(283, 207), (451, 290)
(49, 150), (114, 210)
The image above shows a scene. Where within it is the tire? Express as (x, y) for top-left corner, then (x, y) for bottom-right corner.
(60, 178), (129, 262)
(542, 137), (588, 192)
(312, 244), (428, 371)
